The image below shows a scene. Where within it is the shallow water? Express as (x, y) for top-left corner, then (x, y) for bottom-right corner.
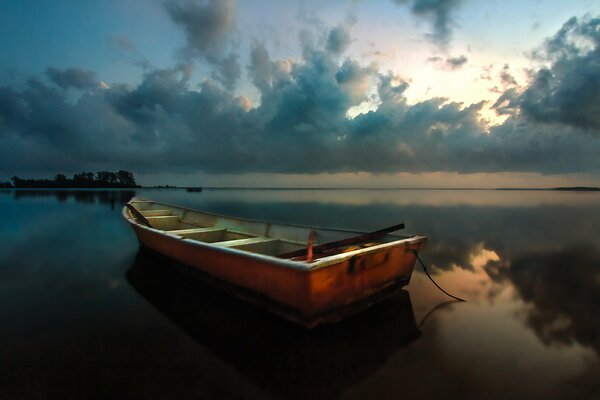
(1, 188), (599, 399)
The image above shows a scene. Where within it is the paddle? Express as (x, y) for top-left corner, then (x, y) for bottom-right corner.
(126, 203), (152, 227)
(278, 223), (405, 259)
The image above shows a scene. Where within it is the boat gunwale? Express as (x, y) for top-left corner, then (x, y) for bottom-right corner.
(123, 198), (427, 271)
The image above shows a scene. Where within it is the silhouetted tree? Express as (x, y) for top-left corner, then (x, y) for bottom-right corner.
(116, 170), (136, 186)
(11, 176), (23, 187)
(10, 171), (139, 188)
(54, 173), (67, 182)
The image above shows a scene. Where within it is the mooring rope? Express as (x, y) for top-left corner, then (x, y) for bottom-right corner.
(407, 249), (467, 302)
(418, 299), (459, 328)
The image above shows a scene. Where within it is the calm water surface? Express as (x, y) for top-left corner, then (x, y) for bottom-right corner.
(1, 188), (599, 399)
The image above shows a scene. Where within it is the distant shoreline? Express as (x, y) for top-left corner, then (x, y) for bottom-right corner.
(495, 186), (600, 192)
(2, 186), (599, 191)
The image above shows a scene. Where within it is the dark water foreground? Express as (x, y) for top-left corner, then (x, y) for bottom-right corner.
(1, 188), (599, 399)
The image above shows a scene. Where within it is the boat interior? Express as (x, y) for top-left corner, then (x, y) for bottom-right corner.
(127, 199), (409, 261)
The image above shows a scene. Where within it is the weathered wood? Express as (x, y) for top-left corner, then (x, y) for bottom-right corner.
(307, 229), (314, 262)
(214, 237), (277, 247)
(123, 199), (425, 328)
(278, 223), (405, 259)
(126, 203), (152, 227)
(140, 209), (172, 217)
(169, 227), (224, 235)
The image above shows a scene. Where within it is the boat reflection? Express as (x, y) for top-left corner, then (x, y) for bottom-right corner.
(127, 250), (422, 399)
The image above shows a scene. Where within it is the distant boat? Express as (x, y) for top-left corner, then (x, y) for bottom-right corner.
(186, 187), (203, 192)
(123, 198), (426, 327)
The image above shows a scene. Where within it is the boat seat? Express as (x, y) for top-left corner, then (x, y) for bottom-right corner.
(146, 215), (196, 230)
(169, 227), (224, 235)
(146, 215), (179, 226)
(213, 237), (277, 247)
(140, 209), (172, 217)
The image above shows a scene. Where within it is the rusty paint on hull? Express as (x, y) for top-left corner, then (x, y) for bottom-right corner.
(124, 198), (425, 327)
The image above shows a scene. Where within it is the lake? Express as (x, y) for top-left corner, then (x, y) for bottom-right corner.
(1, 188), (599, 399)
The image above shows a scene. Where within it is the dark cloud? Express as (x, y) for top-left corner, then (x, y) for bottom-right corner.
(516, 16), (600, 131)
(335, 59), (375, 105)
(499, 63), (517, 87)
(165, 0), (236, 59)
(325, 25), (351, 54)
(2, 16), (600, 177)
(427, 54), (467, 69)
(165, 0), (239, 90)
(247, 42), (272, 92)
(211, 52), (241, 91)
(393, 0), (461, 47)
(45, 67), (97, 90)
(445, 54), (467, 69)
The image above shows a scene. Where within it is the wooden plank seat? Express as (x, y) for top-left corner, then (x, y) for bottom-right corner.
(146, 215), (179, 222)
(213, 237), (280, 255)
(213, 237), (277, 247)
(140, 209), (172, 217)
(213, 237), (278, 247)
(146, 215), (193, 230)
(169, 227), (225, 235)
(170, 227), (228, 242)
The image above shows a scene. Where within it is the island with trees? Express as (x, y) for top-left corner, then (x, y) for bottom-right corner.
(3, 170), (140, 188)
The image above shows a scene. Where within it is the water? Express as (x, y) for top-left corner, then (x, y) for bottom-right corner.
(1, 188), (599, 399)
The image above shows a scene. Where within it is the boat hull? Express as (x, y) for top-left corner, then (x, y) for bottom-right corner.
(125, 200), (425, 327)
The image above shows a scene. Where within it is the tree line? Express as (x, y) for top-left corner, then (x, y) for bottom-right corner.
(2, 170), (140, 188)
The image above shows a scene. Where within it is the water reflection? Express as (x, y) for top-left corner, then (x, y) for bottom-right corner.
(1, 188), (599, 398)
(10, 189), (136, 208)
(495, 246), (600, 355)
(127, 250), (421, 400)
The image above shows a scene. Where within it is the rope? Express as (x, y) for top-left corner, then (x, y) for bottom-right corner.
(407, 249), (467, 302)
(418, 300), (459, 328)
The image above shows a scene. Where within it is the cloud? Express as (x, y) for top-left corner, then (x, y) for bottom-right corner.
(247, 42), (272, 92)
(1, 15), (600, 177)
(516, 16), (600, 131)
(326, 25), (352, 54)
(427, 56), (443, 63)
(45, 67), (97, 90)
(108, 35), (151, 70)
(427, 54), (468, 69)
(499, 63), (518, 87)
(211, 52), (241, 91)
(335, 59), (375, 105)
(392, 0), (461, 47)
(166, 0), (236, 59)
(165, 0), (239, 90)
(445, 54), (467, 69)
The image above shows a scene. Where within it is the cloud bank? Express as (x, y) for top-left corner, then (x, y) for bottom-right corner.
(1, 13), (600, 177)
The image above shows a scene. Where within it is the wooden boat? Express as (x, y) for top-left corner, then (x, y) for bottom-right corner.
(123, 197), (426, 327)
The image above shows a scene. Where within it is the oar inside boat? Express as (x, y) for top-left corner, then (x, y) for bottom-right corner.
(278, 223), (405, 260)
(126, 203), (152, 227)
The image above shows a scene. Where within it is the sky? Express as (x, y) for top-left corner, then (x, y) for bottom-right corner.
(1, 0), (600, 187)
